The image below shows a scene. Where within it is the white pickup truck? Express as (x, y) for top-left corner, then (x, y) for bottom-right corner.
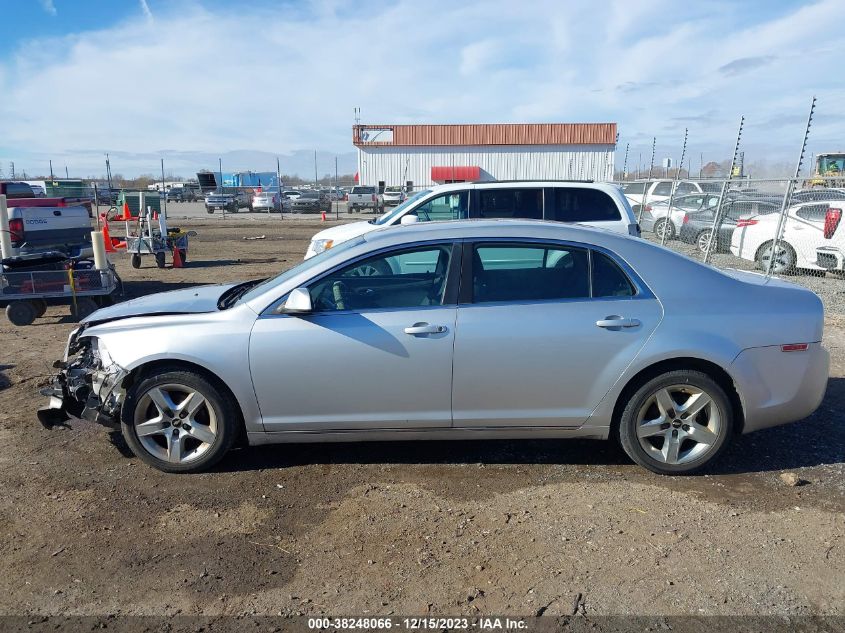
(7, 204), (93, 257)
(346, 185), (383, 213)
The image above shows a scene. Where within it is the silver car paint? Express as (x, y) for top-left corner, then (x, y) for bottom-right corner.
(77, 220), (828, 445)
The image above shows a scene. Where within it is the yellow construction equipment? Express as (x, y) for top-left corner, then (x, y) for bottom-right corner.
(806, 152), (845, 188)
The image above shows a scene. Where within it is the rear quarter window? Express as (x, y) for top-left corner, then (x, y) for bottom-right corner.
(544, 188), (622, 223)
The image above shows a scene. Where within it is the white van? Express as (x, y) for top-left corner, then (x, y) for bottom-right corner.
(306, 181), (639, 258)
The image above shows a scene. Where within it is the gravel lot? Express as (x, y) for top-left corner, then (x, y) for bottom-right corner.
(0, 215), (843, 618)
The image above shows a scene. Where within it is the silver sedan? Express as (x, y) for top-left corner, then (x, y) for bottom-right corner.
(39, 220), (829, 474)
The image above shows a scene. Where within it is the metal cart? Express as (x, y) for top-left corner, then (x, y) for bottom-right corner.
(1, 266), (121, 326)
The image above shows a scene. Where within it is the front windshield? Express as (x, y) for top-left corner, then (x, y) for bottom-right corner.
(237, 235), (367, 304)
(374, 189), (432, 225)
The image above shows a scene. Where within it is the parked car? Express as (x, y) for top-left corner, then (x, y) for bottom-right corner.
(640, 193), (721, 240)
(183, 183), (201, 202)
(0, 181), (36, 199)
(166, 187), (187, 202)
(382, 186), (406, 207)
(679, 199), (780, 253)
(306, 181), (640, 258)
(621, 180), (707, 214)
(252, 190), (284, 213)
(235, 190), (252, 210)
(204, 192), (237, 214)
(731, 200), (845, 274)
(291, 191), (330, 213)
(282, 190), (301, 201)
(790, 188), (845, 204)
(347, 185), (383, 212)
(40, 219), (828, 475)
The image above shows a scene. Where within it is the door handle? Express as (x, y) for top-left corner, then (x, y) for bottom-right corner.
(596, 317), (641, 329)
(404, 322), (447, 335)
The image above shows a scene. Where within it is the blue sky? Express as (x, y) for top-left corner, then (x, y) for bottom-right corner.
(1, 0), (843, 178)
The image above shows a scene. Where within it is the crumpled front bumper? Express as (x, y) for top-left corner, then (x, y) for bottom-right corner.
(37, 328), (128, 429)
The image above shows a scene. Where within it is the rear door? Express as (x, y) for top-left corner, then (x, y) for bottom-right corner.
(451, 240), (662, 427)
(787, 203), (828, 266)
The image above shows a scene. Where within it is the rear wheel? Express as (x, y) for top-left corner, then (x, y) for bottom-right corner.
(32, 299), (48, 318)
(654, 218), (674, 241)
(155, 251), (166, 268)
(618, 370), (733, 475)
(697, 229), (715, 253)
(756, 240), (796, 275)
(121, 369), (239, 473)
(131, 254), (142, 269)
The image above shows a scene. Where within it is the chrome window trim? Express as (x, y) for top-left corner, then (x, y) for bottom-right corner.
(459, 236), (655, 303)
(259, 238), (460, 317)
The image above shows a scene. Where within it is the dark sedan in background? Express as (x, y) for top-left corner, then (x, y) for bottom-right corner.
(679, 199), (780, 253)
(291, 191), (331, 213)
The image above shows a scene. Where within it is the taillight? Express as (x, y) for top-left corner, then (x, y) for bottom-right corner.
(781, 343), (809, 352)
(736, 219), (758, 228)
(824, 207), (842, 239)
(682, 214), (689, 224)
(9, 218), (24, 246)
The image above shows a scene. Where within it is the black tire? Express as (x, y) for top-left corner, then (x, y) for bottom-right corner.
(32, 299), (48, 318)
(206, 207), (214, 214)
(696, 229), (714, 254)
(756, 240), (796, 275)
(618, 369), (734, 475)
(72, 297), (99, 322)
(131, 254), (142, 269)
(155, 251), (166, 268)
(654, 218), (674, 241)
(121, 368), (239, 473)
(6, 301), (38, 326)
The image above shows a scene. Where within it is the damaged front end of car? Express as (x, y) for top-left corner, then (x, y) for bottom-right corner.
(38, 326), (128, 429)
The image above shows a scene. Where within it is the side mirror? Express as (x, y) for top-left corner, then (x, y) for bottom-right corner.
(400, 214), (419, 225)
(279, 287), (312, 314)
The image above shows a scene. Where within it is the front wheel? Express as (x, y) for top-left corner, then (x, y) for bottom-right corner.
(121, 368), (239, 473)
(618, 370), (733, 475)
(696, 229), (715, 254)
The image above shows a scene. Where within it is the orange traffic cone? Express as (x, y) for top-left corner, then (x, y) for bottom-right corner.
(172, 245), (184, 268)
(321, 211), (327, 222)
(122, 202), (131, 220)
(102, 220), (117, 253)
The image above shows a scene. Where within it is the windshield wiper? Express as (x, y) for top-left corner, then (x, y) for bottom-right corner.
(217, 279), (266, 310)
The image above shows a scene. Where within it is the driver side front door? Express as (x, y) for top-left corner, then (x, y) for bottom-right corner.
(249, 242), (460, 432)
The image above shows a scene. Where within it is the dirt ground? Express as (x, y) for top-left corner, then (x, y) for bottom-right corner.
(0, 217), (843, 618)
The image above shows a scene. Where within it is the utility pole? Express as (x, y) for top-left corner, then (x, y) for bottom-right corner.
(49, 159), (55, 181)
(276, 156), (283, 219)
(335, 156), (339, 220)
(314, 151), (318, 187)
(161, 158), (167, 218)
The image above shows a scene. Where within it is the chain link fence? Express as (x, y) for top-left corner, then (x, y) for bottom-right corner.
(614, 176), (845, 314)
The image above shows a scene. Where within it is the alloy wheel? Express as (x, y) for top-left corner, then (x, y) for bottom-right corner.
(133, 383), (218, 464)
(759, 242), (795, 274)
(697, 230), (714, 253)
(635, 384), (721, 465)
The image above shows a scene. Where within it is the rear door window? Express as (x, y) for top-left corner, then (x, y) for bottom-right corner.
(675, 182), (697, 195)
(477, 188), (542, 219)
(544, 188), (622, 222)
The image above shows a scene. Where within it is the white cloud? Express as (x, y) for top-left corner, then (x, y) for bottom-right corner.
(39, 0), (57, 16)
(1, 0), (844, 177)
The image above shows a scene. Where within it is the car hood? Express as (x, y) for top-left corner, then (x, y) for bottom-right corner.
(82, 283), (236, 324)
(309, 220), (379, 244)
